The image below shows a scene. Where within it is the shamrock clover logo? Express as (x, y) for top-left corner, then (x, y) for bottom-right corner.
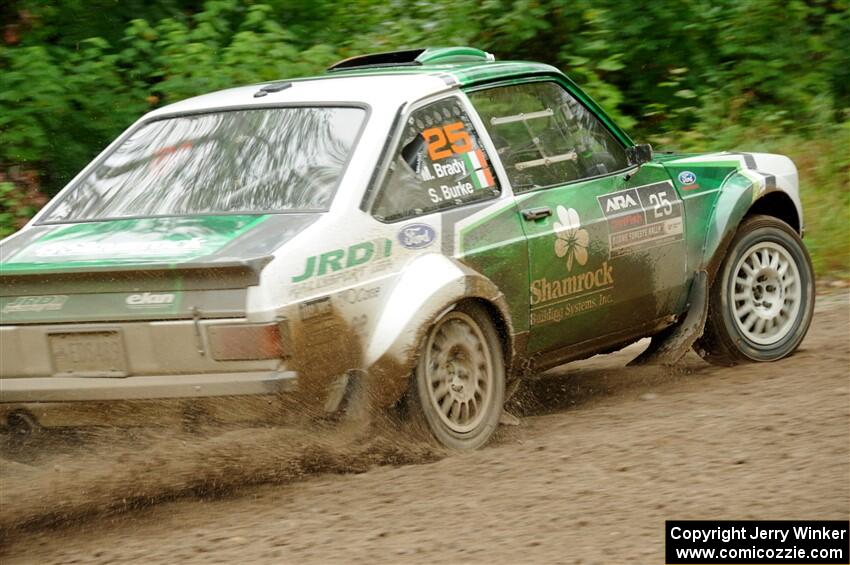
(554, 206), (589, 272)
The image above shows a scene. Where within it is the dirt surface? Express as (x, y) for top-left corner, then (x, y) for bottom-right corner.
(1, 291), (848, 564)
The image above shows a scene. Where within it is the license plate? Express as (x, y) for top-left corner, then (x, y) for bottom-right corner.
(49, 331), (128, 377)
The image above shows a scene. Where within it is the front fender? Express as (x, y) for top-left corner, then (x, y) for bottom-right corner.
(699, 153), (801, 281)
(363, 253), (512, 404)
(700, 171), (755, 279)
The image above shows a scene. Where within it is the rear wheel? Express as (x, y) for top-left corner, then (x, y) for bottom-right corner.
(696, 215), (815, 365)
(408, 303), (505, 450)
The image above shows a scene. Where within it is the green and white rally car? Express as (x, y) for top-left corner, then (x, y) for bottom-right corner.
(0, 47), (814, 448)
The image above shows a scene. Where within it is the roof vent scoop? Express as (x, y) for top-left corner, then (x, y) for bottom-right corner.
(327, 47), (495, 72)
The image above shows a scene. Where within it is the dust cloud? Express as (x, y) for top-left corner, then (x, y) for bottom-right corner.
(0, 395), (442, 535)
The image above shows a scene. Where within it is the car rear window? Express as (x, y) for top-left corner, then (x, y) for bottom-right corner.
(41, 106), (366, 222)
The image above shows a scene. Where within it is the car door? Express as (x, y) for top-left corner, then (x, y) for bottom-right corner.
(467, 80), (687, 355)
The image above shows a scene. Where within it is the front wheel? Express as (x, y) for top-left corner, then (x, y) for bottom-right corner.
(696, 215), (815, 365)
(408, 303), (505, 450)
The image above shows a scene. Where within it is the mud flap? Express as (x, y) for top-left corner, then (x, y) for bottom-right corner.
(498, 411), (521, 426)
(323, 373), (352, 414)
(628, 270), (709, 366)
(324, 369), (371, 423)
(499, 376), (523, 426)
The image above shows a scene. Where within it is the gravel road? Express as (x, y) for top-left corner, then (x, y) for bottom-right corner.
(1, 291), (847, 564)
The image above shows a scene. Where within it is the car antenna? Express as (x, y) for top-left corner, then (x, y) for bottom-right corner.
(254, 81), (292, 98)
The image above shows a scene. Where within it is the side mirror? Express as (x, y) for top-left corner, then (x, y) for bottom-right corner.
(626, 143), (653, 166)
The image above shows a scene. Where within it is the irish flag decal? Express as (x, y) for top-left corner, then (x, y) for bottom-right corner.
(461, 149), (496, 189)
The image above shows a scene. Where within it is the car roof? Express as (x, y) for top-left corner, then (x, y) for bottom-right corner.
(147, 47), (562, 117)
(147, 73), (451, 117)
(326, 60), (561, 87)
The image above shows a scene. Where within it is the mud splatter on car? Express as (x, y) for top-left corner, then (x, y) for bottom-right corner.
(1, 47), (814, 450)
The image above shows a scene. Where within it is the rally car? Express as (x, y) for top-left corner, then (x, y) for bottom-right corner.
(0, 47), (814, 449)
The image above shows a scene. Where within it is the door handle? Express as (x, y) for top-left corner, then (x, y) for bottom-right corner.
(521, 207), (552, 221)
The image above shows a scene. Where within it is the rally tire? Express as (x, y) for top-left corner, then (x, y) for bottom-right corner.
(696, 215), (814, 366)
(407, 303), (505, 450)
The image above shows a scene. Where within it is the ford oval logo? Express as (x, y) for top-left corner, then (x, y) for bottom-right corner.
(398, 223), (436, 249)
(678, 171), (697, 185)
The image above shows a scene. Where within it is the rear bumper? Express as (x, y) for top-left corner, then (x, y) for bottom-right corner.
(0, 371), (298, 429)
(0, 370), (297, 403)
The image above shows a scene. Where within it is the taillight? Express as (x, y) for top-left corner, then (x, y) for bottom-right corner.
(206, 322), (287, 361)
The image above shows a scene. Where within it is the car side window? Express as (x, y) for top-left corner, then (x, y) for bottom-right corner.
(372, 97), (500, 222)
(467, 81), (629, 193)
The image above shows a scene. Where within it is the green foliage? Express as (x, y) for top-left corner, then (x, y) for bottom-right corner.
(0, 0), (847, 275)
(0, 172), (48, 238)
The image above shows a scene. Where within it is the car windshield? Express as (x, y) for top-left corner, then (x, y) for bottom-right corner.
(41, 106), (366, 222)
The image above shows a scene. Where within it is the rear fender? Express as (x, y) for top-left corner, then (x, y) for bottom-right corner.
(363, 253), (513, 404)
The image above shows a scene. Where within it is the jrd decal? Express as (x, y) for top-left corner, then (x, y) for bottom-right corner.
(1, 295), (69, 313)
(292, 239), (393, 283)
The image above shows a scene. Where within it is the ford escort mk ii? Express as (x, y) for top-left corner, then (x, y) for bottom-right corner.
(0, 48), (815, 448)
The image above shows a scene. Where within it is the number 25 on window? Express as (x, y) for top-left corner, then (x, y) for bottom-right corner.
(423, 122), (473, 161)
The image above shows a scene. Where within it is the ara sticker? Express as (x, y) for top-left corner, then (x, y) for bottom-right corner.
(678, 171), (697, 186)
(597, 182), (684, 257)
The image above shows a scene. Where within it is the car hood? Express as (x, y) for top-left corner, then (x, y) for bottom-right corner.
(0, 214), (319, 296)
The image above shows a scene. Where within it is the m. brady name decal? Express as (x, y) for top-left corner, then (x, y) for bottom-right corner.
(422, 148), (496, 204)
(432, 159), (466, 178)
